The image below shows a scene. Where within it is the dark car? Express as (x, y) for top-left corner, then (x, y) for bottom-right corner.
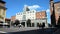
(0, 23), (10, 28)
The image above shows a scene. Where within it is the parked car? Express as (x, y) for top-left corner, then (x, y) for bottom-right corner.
(0, 23), (10, 28)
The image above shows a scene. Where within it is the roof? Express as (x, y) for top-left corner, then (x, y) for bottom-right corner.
(54, 1), (60, 4)
(0, 0), (6, 4)
(5, 18), (11, 21)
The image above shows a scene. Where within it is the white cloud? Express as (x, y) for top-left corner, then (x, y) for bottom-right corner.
(28, 5), (41, 10)
(46, 9), (50, 12)
(46, 9), (51, 23)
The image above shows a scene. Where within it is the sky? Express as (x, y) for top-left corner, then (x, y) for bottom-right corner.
(3, 0), (60, 23)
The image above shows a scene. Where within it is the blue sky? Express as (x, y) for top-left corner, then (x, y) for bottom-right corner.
(3, 0), (60, 23)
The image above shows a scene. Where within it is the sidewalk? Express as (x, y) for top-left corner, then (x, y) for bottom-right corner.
(0, 27), (39, 33)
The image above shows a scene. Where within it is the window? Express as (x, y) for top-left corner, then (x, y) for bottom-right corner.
(30, 17), (31, 18)
(30, 11), (31, 13)
(26, 7), (30, 11)
(17, 13), (21, 15)
(33, 11), (34, 13)
(23, 12), (26, 14)
(28, 12), (29, 13)
(33, 17), (34, 19)
(23, 15), (26, 20)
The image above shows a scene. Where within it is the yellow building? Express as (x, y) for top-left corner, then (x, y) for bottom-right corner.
(0, 0), (7, 23)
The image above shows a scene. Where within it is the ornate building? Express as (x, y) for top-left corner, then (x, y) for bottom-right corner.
(16, 5), (48, 27)
(50, 0), (60, 26)
(0, 0), (7, 23)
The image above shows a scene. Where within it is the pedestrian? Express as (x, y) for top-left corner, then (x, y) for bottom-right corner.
(42, 23), (45, 29)
(39, 23), (41, 29)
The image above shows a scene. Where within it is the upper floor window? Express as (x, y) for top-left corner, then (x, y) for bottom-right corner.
(17, 13), (22, 15)
(23, 12), (26, 14)
(27, 12), (29, 13)
(33, 11), (34, 13)
(23, 15), (26, 20)
(29, 11), (31, 13)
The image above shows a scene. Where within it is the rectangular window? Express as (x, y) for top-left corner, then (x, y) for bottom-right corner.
(23, 15), (26, 20)
(33, 11), (34, 13)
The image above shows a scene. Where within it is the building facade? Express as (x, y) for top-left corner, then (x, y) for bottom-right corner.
(16, 5), (48, 27)
(50, 0), (60, 26)
(54, 1), (60, 25)
(11, 16), (16, 22)
(0, 0), (7, 23)
(36, 11), (47, 27)
(5, 18), (11, 24)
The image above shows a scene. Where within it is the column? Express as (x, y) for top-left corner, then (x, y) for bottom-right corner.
(34, 20), (37, 27)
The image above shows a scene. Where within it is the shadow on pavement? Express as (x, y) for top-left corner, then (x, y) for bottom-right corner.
(5, 28), (58, 34)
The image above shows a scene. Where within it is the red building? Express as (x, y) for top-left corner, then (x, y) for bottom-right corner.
(36, 11), (47, 19)
(11, 16), (16, 22)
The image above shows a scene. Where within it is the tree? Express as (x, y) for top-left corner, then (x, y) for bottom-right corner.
(14, 20), (20, 26)
(26, 19), (31, 27)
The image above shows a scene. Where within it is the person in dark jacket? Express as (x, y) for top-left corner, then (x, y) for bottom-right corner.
(42, 23), (45, 29)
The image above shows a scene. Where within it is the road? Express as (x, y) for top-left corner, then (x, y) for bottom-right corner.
(0, 27), (39, 33)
